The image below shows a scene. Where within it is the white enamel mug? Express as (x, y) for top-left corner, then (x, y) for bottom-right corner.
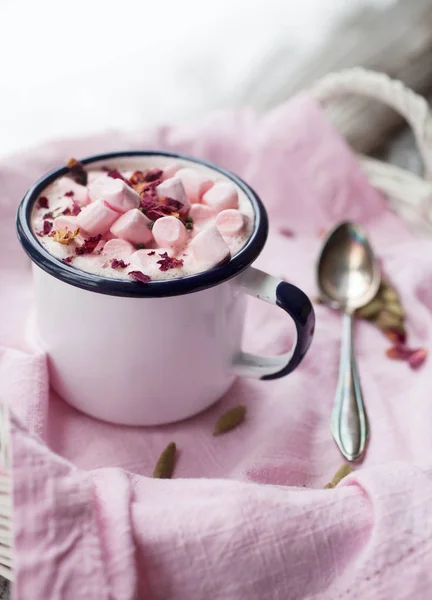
(17, 151), (315, 426)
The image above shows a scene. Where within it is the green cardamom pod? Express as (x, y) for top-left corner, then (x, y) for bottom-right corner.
(153, 442), (177, 479)
(213, 405), (246, 436)
(375, 311), (403, 331)
(324, 464), (353, 489)
(356, 298), (383, 320)
(381, 285), (399, 303)
(384, 301), (404, 319)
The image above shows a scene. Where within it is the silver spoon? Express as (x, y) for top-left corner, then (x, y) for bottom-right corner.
(317, 222), (380, 461)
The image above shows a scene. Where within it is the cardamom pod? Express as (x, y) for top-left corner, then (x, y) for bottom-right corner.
(213, 405), (246, 436)
(375, 311), (403, 331)
(381, 285), (399, 303)
(384, 301), (404, 319)
(356, 298), (383, 320)
(153, 442), (177, 479)
(315, 296), (323, 305)
(324, 464), (353, 489)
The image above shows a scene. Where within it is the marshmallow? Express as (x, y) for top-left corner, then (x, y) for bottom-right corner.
(53, 215), (80, 232)
(162, 163), (181, 180)
(215, 209), (245, 236)
(189, 226), (230, 268)
(189, 204), (214, 226)
(129, 249), (160, 271)
(89, 177), (140, 213)
(176, 168), (213, 204)
(110, 209), (153, 245)
(202, 181), (238, 212)
(102, 238), (135, 259)
(156, 177), (190, 213)
(77, 200), (119, 236)
(152, 216), (187, 251)
(52, 178), (90, 206)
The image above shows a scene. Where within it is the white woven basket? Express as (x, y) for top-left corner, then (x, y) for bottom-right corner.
(0, 68), (431, 584)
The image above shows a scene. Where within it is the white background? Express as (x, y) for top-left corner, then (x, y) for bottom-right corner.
(0, 0), (394, 158)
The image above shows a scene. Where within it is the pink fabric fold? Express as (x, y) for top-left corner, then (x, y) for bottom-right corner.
(4, 93), (432, 599)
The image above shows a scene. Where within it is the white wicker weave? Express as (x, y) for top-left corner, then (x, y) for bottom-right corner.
(0, 68), (431, 583)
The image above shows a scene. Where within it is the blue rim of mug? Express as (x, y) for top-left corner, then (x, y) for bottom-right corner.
(16, 150), (269, 298)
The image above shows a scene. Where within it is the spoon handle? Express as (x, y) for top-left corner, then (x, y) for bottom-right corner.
(331, 312), (369, 461)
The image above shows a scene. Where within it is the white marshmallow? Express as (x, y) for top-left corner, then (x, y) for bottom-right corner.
(110, 209), (153, 245)
(89, 177), (140, 213)
(202, 181), (238, 212)
(102, 238), (135, 259)
(189, 204), (214, 226)
(53, 215), (80, 232)
(156, 177), (190, 212)
(215, 209), (245, 236)
(176, 168), (213, 204)
(129, 249), (160, 271)
(77, 200), (119, 236)
(152, 216), (188, 252)
(189, 225), (231, 268)
(162, 163), (181, 180)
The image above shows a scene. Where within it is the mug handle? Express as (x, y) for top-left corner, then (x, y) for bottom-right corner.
(232, 267), (315, 380)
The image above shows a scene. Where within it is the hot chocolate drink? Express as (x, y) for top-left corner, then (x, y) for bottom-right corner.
(30, 156), (254, 283)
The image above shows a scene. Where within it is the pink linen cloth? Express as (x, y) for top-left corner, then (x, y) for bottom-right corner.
(3, 94), (432, 599)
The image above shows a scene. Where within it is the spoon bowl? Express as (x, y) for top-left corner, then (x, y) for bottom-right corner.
(318, 222), (380, 312)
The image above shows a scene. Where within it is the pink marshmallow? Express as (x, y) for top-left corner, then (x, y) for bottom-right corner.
(102, 239), (135, 259)
(77, 200), (119, 236)
(215, 209), (245, 236)
(176, 168), (213, 204)
(189, 204), (214, 226)
(162, 163), (181, 180)
(88, 177), (140, 213)
(129, 249), (160, 271)
(110, 209), (153, 246)
(152, 216), (187, 251)
(53, 215), (80, 232)
(202, 181), (238, 212)
(189, 226), (231, 268)
(53, 178), (90, 206)
(156, 177), (190, 213)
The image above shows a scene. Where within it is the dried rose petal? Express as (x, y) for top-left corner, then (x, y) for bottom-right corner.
(71, 200), (81, 216)
(409, 348), (428, 370)
(384, 328), (407, 345)
(160, 197), (182, 211)
(64, 190), (74, 197)
(279, 227), (295, 237)
(62, 200), (81, 217)
(157, 252), (184, 272)
(43, 211), (54, 220)
(147, 251), (155, 256)
(75, 234), (102, 256)
(386, 345), (414, 361)
(105, 168), (131, 186)
(111, 258), (130, 269)
(62, 256), (74, 264)
(129, 271), (151, 283)
(38, 196), (49, 209)
(144, 169), (163, 182)
(37, 220), (53, 236)
(66, 158), (87, 186)
(43, 220), (53, 235)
